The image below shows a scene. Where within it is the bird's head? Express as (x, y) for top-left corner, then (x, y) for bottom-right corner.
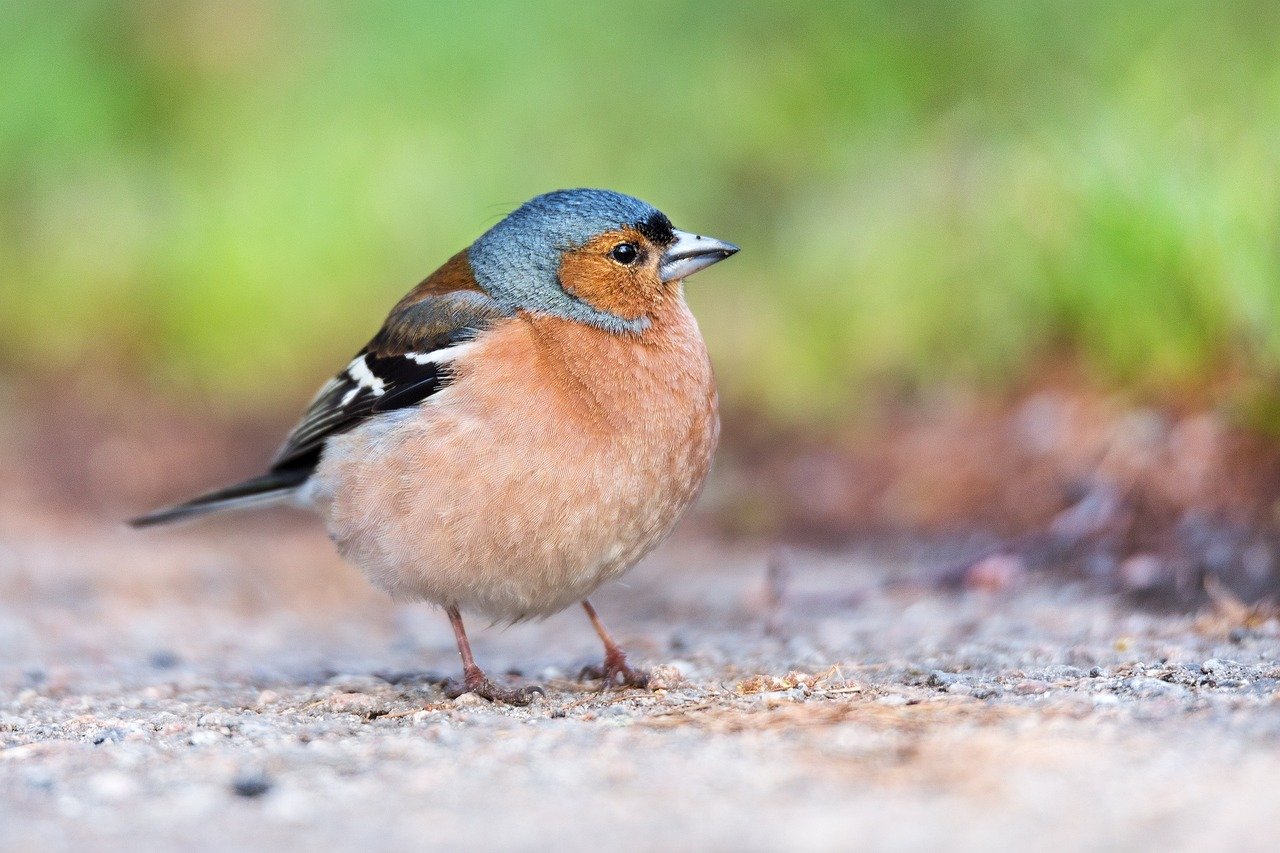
(468, 189), (738, 334)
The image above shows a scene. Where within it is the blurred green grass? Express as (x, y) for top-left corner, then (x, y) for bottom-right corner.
(3, 1), (1279, 423)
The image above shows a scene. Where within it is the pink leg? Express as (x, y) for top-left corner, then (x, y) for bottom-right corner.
(444, 606), (542, 705)
(580, 600), (649, 689)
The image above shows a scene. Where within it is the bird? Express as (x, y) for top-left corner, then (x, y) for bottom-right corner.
(131, 188), (738, 703)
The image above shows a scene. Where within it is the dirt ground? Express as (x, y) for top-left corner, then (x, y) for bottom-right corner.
(2, 493), (1279, 853)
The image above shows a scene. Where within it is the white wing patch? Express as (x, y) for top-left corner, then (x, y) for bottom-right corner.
(340, 355), (387, 406)
(403, 341), (477, 366)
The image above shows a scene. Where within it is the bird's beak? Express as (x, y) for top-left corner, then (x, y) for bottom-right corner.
(659, 229), (740, 282)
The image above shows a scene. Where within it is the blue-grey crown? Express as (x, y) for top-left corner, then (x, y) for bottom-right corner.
(467, 189), (674, 334)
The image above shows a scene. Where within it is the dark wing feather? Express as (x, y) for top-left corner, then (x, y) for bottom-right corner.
(270, 289), (513, 469)
(129, 282), (512, 529)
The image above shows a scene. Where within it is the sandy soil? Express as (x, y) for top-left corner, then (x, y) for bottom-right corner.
(2, 501), (1279, 853)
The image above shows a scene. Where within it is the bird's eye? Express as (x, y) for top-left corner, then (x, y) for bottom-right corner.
(610, 243), (639, 265)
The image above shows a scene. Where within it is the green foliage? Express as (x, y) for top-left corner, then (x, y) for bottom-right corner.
(3, 1), (1279, 420)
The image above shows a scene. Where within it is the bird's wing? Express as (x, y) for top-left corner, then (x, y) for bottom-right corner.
(270, 288), (514, 471)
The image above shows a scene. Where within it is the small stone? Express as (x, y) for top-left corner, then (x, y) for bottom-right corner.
(189, 730), (222, 746)
(147, 650), (181, 669)
(452, 692), (489, 707)
(927, 670), (960, 688)
(326, 692), (383, 715)
(647, 664), (687, 691)
(1201, 658), (1236, 674)
(1014, 680), (1050, 695)
(91, 728), (125, 745)
(1041, 665), (1084, 681)
(946, 682), (973, 695)
(198, 712), (239, 730)
(231, 772), (271, 798)
(877, 694), (909, 707)
(1125, 678), (1189, 698)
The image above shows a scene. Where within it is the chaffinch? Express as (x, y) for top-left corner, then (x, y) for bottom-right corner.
(132, 188), (738, 703)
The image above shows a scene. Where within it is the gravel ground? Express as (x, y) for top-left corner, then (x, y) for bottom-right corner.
(2, 508), (1280, 852)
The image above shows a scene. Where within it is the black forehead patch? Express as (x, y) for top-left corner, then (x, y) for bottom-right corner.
(634, 211), (675, 246)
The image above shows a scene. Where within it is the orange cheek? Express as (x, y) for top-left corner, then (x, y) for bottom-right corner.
(558, 234), (663, 321)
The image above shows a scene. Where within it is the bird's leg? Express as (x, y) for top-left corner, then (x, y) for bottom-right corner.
(579, 600), (649, 689)
(443, 606), (542, 705)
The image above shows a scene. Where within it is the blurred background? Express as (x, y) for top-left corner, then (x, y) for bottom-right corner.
(4, 0), (1280, 602)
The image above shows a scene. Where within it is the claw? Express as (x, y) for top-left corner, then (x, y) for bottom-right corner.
(581, 651), (650, 690)
(444, 671), (544, 706)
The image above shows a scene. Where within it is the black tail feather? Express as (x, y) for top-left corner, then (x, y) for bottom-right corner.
(128, 467), (312, 528)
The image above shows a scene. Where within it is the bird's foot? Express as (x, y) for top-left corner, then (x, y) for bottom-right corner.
(579, 649), (650, 690)
(444, 669), (544, 706)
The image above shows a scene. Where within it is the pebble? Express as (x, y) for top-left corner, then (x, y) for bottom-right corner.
(1040, 665), (1085, 681)
(927, 670), (961, 688)
(198, 712), (239, 730)
(877, 694), (909, 707)
(1014, 680), (1050, 695)
(326, 693), (384, 715)
(92, 728), (126, 745)
(1124, 678), (1189, 698)
(647, 664), (687, 691)
(147, 650), (182, 669)
(189, 730), (222, 746)
(231, 771), (272, 799)
(451, 692), (489, 708)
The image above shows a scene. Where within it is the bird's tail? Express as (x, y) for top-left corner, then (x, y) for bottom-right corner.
(128, 468), (311, 528)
